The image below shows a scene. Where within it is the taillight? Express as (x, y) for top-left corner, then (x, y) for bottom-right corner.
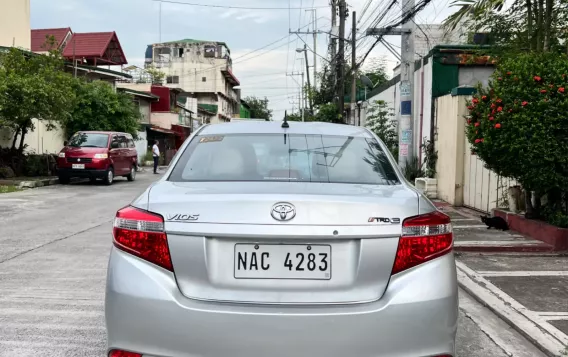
(109, 350), (142, 357)
(113, 206), (173, 271)
(392, 211), (453, 275)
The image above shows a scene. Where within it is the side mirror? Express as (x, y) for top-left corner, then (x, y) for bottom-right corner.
(63, 141), (68, 146)
(111, 142), (120, 149)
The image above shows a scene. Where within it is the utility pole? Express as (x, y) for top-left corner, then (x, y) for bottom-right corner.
(350, 11), (357, 126)
(301, 45), (313, 113)
(366, 4), (416, 166)
(330, 0), (337, 67)
(305, 9), (318, 90)
(300, 59), (306, 120)
(337, 0), (347, 122)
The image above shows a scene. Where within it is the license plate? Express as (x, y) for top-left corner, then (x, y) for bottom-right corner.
(234, 244), (331, 280)
(72, 164), (85, 169)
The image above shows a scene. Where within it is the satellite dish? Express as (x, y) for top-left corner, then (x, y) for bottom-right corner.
(360, 75), (374, 89)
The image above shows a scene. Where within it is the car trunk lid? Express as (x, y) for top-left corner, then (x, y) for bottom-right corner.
(145, 181), (419, 304)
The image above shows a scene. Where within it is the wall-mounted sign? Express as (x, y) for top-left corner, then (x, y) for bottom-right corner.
(401, 130), (412, 144)
(400, 144), (409, 157)
(400, 81), (411, 97)
(401, 100), (412, 116)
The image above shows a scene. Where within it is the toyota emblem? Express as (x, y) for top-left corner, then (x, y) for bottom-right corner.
(271, 203), (296, 221)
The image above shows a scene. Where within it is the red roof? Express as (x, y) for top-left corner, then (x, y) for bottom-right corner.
(31, 28), (72, 52)
(62, 31), (127, 65)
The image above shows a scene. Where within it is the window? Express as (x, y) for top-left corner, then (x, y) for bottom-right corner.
(169, 134), (399, 185)
(202, 77), (206, 82)
(127, 138), (135, 148)
(167, 76), (180, 84)
(110, 135), (121, 149)
(68, 133), (109, 148)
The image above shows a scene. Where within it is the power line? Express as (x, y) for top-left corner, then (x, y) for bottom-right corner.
(152, 0), (328, 10)
(357, 0), (434, 69)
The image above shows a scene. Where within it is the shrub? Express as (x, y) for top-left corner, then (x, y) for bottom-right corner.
(465, 52), (568, 221)
(0, 166), (15, 179)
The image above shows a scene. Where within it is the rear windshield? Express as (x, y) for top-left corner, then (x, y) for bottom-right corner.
(68, 133), (109, 148)
(169, 134), (399, 185)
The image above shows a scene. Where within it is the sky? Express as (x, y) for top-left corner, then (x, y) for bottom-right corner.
(30, 0), (458, 120)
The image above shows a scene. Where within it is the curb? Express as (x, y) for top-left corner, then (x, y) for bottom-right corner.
(456, 261), (568, 357)
(454, 242), (555, 253)
(17, 177), (59, 189)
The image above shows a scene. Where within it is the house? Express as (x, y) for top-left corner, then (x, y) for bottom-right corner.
(365, 44), (508, 213)
(145, 38), (241, 124)
(30, 28), (131, 86)
(117, 82), (196, 164)
(0, 22), (133, 154)
(117, 87), (160, 164)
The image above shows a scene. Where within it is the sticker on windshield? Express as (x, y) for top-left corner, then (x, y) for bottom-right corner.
(199, 136), (224, 143)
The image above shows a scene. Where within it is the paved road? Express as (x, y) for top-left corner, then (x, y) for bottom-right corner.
(0, 173), (547, 357)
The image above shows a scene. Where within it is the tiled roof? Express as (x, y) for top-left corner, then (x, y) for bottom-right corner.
(31, 28), (71, 52)
(62, 32), (127, 65)
(62, 32), (113, 57)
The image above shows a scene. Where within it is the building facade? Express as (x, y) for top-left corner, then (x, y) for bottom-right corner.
(145, 39), (240, 124)
(0, 0), (31, 49)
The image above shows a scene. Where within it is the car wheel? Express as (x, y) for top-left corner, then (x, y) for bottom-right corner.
(58, 176), (70, 185)
(126, 165), (136, 182)
(103, 168), (114, 186)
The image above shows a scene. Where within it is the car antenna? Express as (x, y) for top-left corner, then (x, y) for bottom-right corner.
(282, 110), (290, 128)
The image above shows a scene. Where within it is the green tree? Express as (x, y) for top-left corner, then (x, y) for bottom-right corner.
(244, 96), (272, 120)
(0, 48), (75, 153)
(444, 0), (568, 53)
(365, 100), (398, 156)
(465, 52), (568, 219)
(64, 81), (141, 138)
(145, 65), (166, 84)
(311, 60), (388, 122)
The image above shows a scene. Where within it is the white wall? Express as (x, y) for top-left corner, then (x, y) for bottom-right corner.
(366, 60), (433, 163)
(0, 0), (30, 49)
(0, 119), (65, 154)
(459, 67), (495, 88)
(151, 112), (179, 129)
(139, 100), (151, 124)
(117, 83), (152, 92)
(135, 131), (148, 165)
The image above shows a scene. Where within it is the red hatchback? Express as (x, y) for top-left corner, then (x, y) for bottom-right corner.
(56, 131), (138, 185)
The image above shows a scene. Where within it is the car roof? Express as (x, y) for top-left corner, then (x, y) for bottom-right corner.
(198, 121), (374, 138)
(76, 131), (131, 136)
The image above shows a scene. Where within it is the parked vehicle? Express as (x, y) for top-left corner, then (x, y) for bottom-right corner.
(105, 121), (458, 357)
(56, 131), (138, 185)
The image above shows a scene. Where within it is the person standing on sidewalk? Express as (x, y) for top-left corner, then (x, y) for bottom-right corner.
(152, 140), (160, 174)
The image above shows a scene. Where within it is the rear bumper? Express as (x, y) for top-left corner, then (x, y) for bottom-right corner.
(57, 167), (108, 179)
(105, 249), (458, 357)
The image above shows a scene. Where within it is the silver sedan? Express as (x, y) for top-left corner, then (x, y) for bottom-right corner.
(105, 121), (458, 357)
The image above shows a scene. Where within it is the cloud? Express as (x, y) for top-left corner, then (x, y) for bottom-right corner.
(220, 9), (239, 19)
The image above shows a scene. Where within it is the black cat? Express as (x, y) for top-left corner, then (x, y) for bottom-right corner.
(481, 215), (509, 231)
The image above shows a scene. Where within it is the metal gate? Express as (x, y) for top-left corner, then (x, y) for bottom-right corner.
(462, 138), (516, 213)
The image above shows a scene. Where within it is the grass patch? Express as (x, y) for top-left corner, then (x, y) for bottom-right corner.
(0, 185), (22, 194)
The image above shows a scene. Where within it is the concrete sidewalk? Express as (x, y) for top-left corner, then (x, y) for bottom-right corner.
(438, 203), (555, 253)
(433, 203), (568, 355)
(457, 253), (568, 356)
